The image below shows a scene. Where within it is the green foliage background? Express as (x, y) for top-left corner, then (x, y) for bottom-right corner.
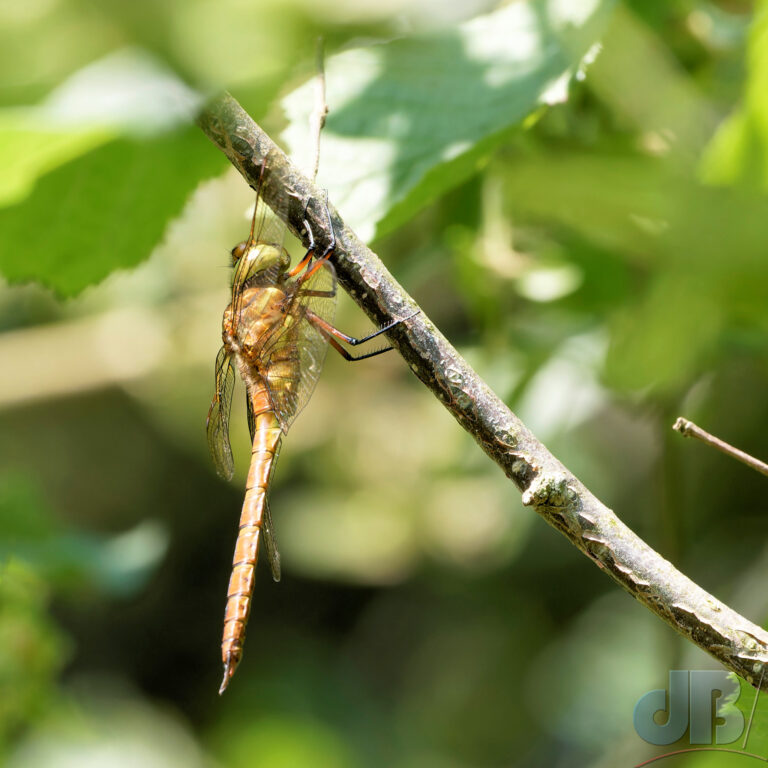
(1, 1), (767, 767)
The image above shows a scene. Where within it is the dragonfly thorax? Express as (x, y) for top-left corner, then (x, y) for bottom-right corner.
(222, 284), (291, 358)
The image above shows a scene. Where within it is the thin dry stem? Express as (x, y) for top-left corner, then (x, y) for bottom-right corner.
(674, 417), (768, 478)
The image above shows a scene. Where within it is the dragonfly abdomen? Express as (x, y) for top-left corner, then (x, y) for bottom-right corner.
(220, 385), (282, 694)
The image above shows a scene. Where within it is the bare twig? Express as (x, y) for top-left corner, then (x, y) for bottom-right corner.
(196, 92), (768, 689)
(308, 38), (328, 182)
(674, 417), (768, 478)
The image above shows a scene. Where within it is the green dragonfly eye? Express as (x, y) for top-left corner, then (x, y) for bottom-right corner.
(231, 241), (247, 264)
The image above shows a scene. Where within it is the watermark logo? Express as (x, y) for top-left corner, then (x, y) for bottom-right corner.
(634, 670), (743, 746)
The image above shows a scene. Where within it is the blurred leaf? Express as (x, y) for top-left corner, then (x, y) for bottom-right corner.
(0, 0), (116, 106)
(501, 151), (768, 391)
(503, 152), (673, 258)
(726, 674), (768, 756)
(214, 715), (356, 768)
(0, 126), (225, 296)
(282, 0), (616, 241)
(0, 559), (69, 760)
(35, 48), (203, 135)
(681, 673), (768, 766)
(6, 691), (210, 768)
(586, 3), (717, 160)
(0, 472), (167, 595)
(605, 270), (723, 392)
(701, 1), (768, 187)
(531, 592), (665, 749)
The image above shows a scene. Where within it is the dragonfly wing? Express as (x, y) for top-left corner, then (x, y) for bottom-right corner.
(231, 197), (289, 290)
(230, 163), (290, 331)
(250, 394), (281, 581)
(262, 500), (282, 582)
(245, 389), (256, 443)
(262, 261), (337, 432)
(206, 346), (236, 481)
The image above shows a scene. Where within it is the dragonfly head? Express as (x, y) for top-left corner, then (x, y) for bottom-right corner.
(231, 241), (291, 283)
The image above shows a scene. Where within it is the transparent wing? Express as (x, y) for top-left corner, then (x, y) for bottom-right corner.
(245, 390), (256, 443)
(262, 501), (282, 582)
(231, 198), (288, 290)
(206, 346), (236, 481)
(246, 387), (281, 580)
(230, 160), (290, 327)
(262, 261), (337, 432)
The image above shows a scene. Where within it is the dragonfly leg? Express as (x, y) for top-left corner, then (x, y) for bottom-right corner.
(286, 243), (316, 278)
(326, 336), (394, 362)
(286, 196), (320, 278)
(294, 194), (337, 285)
(306, 308), (418, 361)
(307, 310), (406, 346)
(289, 193), (337, 279)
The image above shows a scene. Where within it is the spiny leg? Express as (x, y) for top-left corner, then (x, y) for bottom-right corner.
(326, 336), (394, 362)
(307, 309), (406, 347)
(295, 194), (337, 286)
(286, 240), (316, 278)
(288, 193), (336, 280)
(286, 199), (317, 278)
(306, 309), (417, 362)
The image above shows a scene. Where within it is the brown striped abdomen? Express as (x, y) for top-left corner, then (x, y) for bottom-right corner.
(219, 383), (282, 694)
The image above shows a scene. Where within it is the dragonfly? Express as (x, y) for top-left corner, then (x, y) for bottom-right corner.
(207, 158), (407, 694)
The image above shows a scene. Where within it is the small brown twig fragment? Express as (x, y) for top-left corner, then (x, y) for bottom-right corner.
(308, 38), (328, 183)
(673, 418), (768, 479)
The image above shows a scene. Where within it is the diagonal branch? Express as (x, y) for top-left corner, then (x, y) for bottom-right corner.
(197, 91), (768, 689)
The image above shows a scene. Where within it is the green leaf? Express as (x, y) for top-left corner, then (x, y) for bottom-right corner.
(281, 0), (615, 242)
(0, 126), (225, 296)
(0, 49), (221, 296)
(0, 114), (113, 208)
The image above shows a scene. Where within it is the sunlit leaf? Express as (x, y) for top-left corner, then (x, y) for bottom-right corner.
(0, 127), (225, 296)
(0, 48), (203, 210)
(0, 49), (222, 296)
(0, 117), (113, 208)
(282, 0), (616, 241)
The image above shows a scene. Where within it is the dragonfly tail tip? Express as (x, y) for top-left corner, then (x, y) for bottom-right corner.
(219, 660), (236, 695)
